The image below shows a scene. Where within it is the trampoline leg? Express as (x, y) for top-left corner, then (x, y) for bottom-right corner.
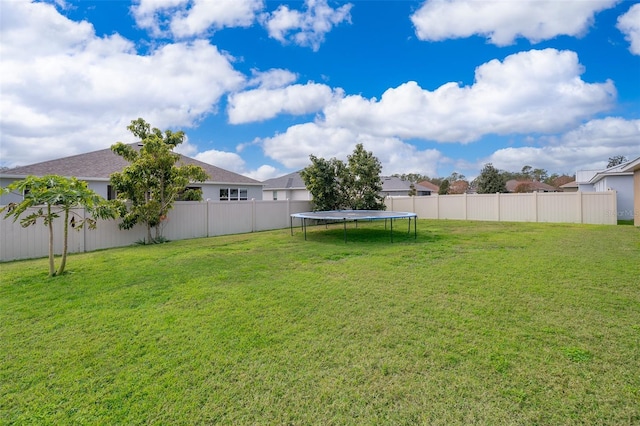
(343, 220), (347, 243)
(303, 218), (307, 241)
(390, 218), (394, 243)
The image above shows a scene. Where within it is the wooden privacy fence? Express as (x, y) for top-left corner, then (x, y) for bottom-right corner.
(1, 191), (617, 262)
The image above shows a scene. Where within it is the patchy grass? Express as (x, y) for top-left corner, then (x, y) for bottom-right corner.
(1, 220), (639, 424)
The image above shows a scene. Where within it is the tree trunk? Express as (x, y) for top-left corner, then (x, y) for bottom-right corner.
(47, 204), (55, 277)
(56, 208), (70, 276)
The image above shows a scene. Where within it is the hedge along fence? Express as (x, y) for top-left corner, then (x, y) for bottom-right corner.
(385, 191), (617, 224)
(0, 200), (313, 262)
(1, 191), (617, 262)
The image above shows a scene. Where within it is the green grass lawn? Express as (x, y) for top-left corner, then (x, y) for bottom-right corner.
(1, 220), (639, 425)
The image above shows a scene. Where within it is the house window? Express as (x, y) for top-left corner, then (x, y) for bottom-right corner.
(107, 185), (117, 200)
(273, 191), (278, 201)
(219, 188), (248, 201)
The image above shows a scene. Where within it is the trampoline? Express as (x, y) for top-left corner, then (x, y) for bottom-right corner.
(290, 210), (417, 242)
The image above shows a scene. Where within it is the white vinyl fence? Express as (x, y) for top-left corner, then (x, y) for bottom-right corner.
(0, 191), (617, 262)
(0, 200), (313, 262)
(385, 191), (617, 224)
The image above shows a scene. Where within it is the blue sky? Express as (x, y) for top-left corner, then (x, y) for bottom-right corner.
(1, 0), (639, 181)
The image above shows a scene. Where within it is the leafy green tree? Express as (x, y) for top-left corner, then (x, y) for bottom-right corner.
(0, 175), (118, 276)
(110, 118), (209, 243)
(448, 171), (466, 182)
(607, 155), (628, 168)
(531, 168), (548, 182)
(438, 179), (450, 195)
(301, 144), (385, 211)
(476, 163), (507, 194)
(393, 173), (430, 183)
(344, 144), (385, 210)
(300, 155), (348, 211)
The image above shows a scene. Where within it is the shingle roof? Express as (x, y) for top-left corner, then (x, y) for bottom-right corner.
(381, 176), (432, 193)
(417, 180), (440, 192)
(1, 143), (261, 185)
(262, 170), (306, 189)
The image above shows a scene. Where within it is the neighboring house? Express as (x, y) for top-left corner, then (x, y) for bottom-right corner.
(262, 172), (435, 201)
(559, 181), (578, 192)
(262, 171), (311, 201)
(417, 180), (440, 194)
(575, 156), (639, 221)
(0, 143), (263, 205)
(620, 157), (640, 226)
(380, 176), (433, 197)
(505, 180), (559, 193)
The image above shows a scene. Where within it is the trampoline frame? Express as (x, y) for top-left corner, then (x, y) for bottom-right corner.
(290, 210), (417, 242)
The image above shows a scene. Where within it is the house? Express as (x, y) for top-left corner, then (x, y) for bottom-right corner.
(619, 157), (640, 226)
(417, 180), (440, 194)
(575, 156), (639, 221)
(262, 170), (311, 201)
(262, 172), (435, 201)
(559, 181), (579, 192)
(505, 180), (559, 193)
(380, 176), (434, 197)
(0, 143), (264, 205)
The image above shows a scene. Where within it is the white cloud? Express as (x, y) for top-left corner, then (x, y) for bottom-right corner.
(321, 49), (616, 142)
(262, 0), (352, 51)
(130, 0), (187, 37)
(486, 117), (640, 173)
(194, 149), (281, 181)
(0, 0), (245, 168)
(245, 164), (281, 181)
(132, 0), (264, 38)
(617, 3), (640, 55)
(247, 68), (298, 89)
(259, 122), (442, 176)
(228, 83), (339, 124)
(411, 0), (617, 46)
(194, 148), (247, 173)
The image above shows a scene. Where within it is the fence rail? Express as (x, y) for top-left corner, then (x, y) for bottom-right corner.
(0, 191), (617, 262)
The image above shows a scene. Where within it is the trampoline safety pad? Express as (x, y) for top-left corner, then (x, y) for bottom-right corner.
(290, 210), (417, 242)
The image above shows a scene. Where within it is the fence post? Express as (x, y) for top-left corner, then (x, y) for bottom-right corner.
(534, 192), (538, 223)
(578, 191), (583, 224)
(252, 199), (256, 232)
(464, 193), (468, 220)
(496, 193), (500, 222)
